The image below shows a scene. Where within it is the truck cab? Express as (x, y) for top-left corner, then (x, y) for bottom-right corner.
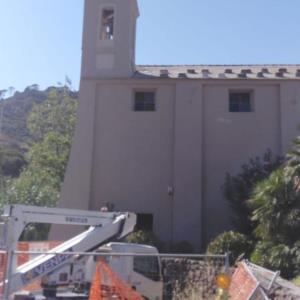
(0, 205), (163, 299)
(74, 243), (163, 300)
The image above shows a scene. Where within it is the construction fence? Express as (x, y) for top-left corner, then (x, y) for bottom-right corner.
(0, 250), (7, 298)
(0, 243), (229, 300)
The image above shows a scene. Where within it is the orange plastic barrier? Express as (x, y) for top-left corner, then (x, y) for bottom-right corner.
(89, 262), (102, 300)
(18, 243), (29, 266)
(89, 259), (144, 300)
(19, 242), (61, 292)
(0, 252), (7, 296)
(0, 241), (62, 294)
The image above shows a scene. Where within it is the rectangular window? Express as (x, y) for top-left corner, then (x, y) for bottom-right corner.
(100, 9), (114, 40)
(229, 92), (252, 112)
(133, 256), (161, 281)
(134, 92), (156, 111)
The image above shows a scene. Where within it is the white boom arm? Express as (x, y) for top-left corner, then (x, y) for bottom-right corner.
(0, 204), (136, 297)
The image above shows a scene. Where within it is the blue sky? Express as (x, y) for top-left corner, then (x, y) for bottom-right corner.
(0, 0), (300, 92)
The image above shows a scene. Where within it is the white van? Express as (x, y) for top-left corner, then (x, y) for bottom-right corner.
(72, 242), (163, 300)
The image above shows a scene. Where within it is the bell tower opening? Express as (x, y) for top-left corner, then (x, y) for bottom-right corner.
(100, 8), (114, 40)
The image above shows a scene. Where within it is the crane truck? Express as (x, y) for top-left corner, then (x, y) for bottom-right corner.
(0, 205), (162, 300)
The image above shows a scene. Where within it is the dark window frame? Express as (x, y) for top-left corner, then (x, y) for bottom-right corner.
(133, 91), (156, 112)
(229, 90), (254, 113)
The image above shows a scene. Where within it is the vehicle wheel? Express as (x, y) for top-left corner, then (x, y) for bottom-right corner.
(43, 286), (57, 298)
(13, 296), (35, 300)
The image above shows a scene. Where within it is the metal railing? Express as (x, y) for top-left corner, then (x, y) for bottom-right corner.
(1, 250), (229, 300)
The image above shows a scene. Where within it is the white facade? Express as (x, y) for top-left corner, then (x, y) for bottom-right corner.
(52, 0), (300, 251)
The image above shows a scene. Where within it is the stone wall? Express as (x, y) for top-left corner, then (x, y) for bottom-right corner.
(162, 258), (224, 300)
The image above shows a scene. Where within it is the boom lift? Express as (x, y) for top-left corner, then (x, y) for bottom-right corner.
(0, 204), (136, 298)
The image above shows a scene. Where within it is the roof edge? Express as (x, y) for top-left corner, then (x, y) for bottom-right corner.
(137, 64), (300, 67)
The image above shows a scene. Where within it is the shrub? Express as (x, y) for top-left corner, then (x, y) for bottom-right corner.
(124, 230), (162, 250)
(20, 223), (50, 241)
(251, 241), (300, 280)
(223, 150), (282, 235)
(207, 231), (253, 265)
(170, 241), (194, 254)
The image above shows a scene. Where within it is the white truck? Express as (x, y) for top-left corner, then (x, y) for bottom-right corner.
(0, 204), (163, 300)
(72, 242), (163, 299)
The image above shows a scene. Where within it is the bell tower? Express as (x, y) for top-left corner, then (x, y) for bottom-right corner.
(51, 0), (140, 241)
(81, 0), (139, 78)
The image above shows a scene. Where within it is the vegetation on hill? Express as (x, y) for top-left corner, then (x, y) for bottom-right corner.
(0, 85), (78, 144)
(0, 83), (78, 239)
(0, 147), (26, 178)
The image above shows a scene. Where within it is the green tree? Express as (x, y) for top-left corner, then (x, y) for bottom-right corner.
(0, 86), (77, 240)
(249, 168), (300, 244)
(248, 146), (300, 279)
(210, 139), (300, 278)
(251, 241), (300, 279)
(286, 135), (300, 191)
(28, 132), (71, 183)
(223, 150), (282, 235)
(1, 168), (59, 209)
(125, 230), (162, 250)
(207, 231), (253, 264)
(27, 88), (77, 142)
(0, 146), (26, 178)
(0, 87), (77, 212)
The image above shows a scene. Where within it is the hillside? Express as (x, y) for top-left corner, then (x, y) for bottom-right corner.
(0, 86), (78, 149)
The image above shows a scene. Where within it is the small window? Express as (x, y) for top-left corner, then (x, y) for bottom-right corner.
(100, 9), (114, 40)
(136, 214), (153, 231)
(59, 273), (68, 282)
(133, 256), (160, 281)
(229, 92), (252, 112)
(134, 92), (156, 111)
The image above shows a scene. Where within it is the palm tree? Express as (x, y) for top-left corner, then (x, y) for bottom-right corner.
(249, 168), (300, 244)
(249, 166), (300, 279)
(286, 135), (300, 192)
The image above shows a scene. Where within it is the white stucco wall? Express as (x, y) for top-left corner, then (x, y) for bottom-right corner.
(202, 83), (281, 244)
(280, 82), (300, 153)
(173, 82), (203, 250)
(91, 83), (175, 243)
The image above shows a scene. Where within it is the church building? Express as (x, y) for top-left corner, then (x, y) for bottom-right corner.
(56, 0), (300, 251)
